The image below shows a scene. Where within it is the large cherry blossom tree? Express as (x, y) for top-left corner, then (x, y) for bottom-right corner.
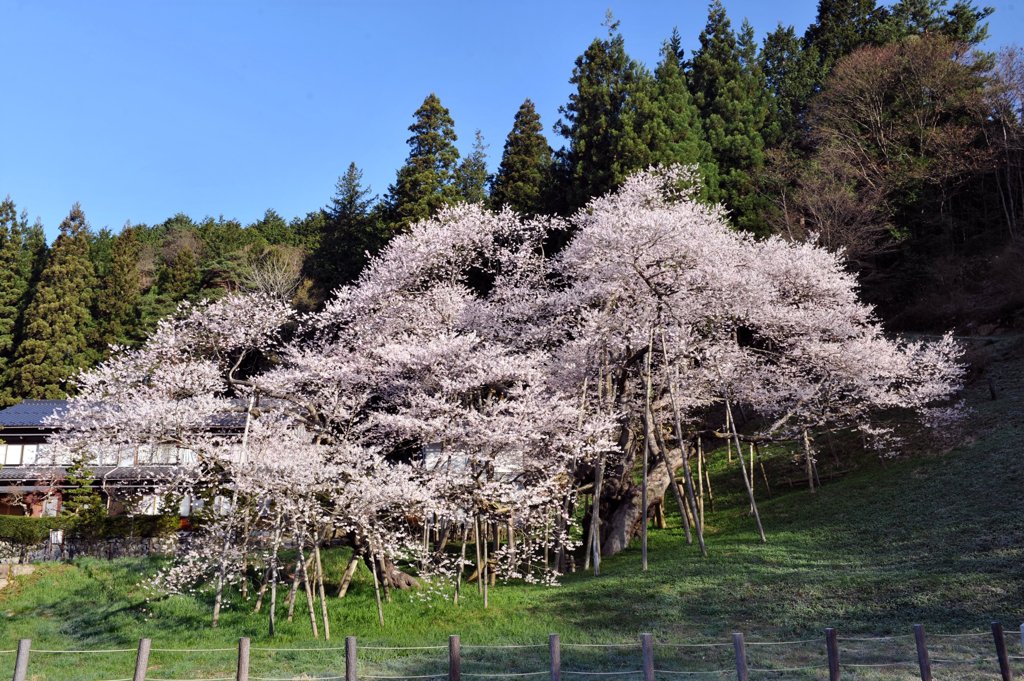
(46, 166), (963, 629)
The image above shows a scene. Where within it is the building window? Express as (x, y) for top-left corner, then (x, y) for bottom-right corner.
(3, 445), (22, 466)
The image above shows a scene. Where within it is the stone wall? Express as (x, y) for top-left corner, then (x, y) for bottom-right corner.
(0, 534), (179, 563)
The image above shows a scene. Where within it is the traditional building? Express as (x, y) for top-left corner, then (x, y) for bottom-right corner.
(0, 400), (201, 517)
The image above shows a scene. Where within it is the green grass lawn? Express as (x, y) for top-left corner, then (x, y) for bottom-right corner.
(2, 338), (1023, 680)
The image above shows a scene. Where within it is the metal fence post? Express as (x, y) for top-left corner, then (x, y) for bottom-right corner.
(825, 628), (840, 681)
(132, 638), (151, 681)
(236, 637), (250, 681)
(549, 634), (561, 681)
(913, 625), (932, 681)
(11, 639), (30, 681)
(732, 633), (748, 681)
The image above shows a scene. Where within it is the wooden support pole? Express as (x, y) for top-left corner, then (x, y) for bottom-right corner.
(549, 633), (561, 681)
(993, 622), (1013, 681)
(346, 636), (357, 681)
(236, 637), (250, 681)
(913, 624), (932, 681)
(641, 633), (654, 681)
(449, 635), (461, 681)
(732, 633), (748, 681)
(11, 639), (30, 681)
(825, 628), (840, 681)
(133, 638), (151, 681)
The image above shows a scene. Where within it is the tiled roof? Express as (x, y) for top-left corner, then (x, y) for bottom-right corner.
(0, 400), (66, 428)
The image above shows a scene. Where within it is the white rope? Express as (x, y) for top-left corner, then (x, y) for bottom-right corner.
(151, 647), (238, 653)
(251, 677), (343, 681)
(839, 635), (914, 642)
(745, 638), (820, 646)
(654, 643), (730, 649)
(931, 656), (999, 663)
(30, 647), (137, 653)
(842, 661), (917, 667)
(748, 666), (823, 672)
(252, 645), (347, 652)
(361, 645), (449, 651)
(652, 670), (732, 676)
(147, 677), (235, 681)
(462, 672), (549, 677)
(562, 671), (642, 676)
(360, 674), (446, 679)
(930, 631), (990, 638)
(562, 643), (637, 649)
(462, 644), (548, 649)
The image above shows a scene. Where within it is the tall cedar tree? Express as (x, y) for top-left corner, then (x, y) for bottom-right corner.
(456, 130), (490, 204)
(554, 14), (648, 212)
(689, 4), (771, 233)
(386, 93), (461, 230)
(94, 226), (142, 349)
(761, 24), (823, 144)
(316, 162), (377, 292)
(0, 199), (31, 398)
(12, 204), (96, 399)
(633, 37), (719, 199)
(491, 99), (554, 215)
(803, 0), (885, 72)
(875, 0), (993, 45)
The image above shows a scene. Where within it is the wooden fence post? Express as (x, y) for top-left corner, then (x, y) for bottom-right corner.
(641, 633), (654, 681)
(346, 636), (358, 681)
(825, 628), (840, 681)
(913, 625), (932, 681)
(11, 639), (29, 681)
(449, 634), (461, 681)
(549, 634), (561, 681)
(993, 622), (1013, 681)
(732, 633), (748, 681)
(236, 637), (250, 681)
(132, 638), (151, 681)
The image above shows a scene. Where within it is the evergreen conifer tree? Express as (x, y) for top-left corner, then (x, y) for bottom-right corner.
(386, 93), (461, 230)
(804, 0), (884, 72)
(491, 99), (554, 215)
(0, 199), (30, 394)
(11, 203), (96, 399)
(761, 24), (823, 145)
(94, 226), (142, 350)
(689, 3), (771, 232)
(316, 162), (377, 292)
(554, 13), (649, 210)
(636, 40), (719, 199)
(456, 130), (490, 204)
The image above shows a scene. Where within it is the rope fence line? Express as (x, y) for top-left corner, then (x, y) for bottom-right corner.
(151, 647), (238, 653)
(461, 671), (549, 677)
(562, 670), (643, 676)
(653, 669), (731, 676)
(461, 644), (548, 649)
(745, 638), (821, 646)
(8, 623), (1022, 681)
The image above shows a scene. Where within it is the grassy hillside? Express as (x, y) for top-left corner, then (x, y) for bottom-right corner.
(1, 337), (1022, 680)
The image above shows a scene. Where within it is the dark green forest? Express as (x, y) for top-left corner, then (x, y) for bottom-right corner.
(2, 0), (1022, 404)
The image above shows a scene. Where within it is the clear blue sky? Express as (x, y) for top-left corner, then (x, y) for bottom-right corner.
(2, 1), (1021, 239)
